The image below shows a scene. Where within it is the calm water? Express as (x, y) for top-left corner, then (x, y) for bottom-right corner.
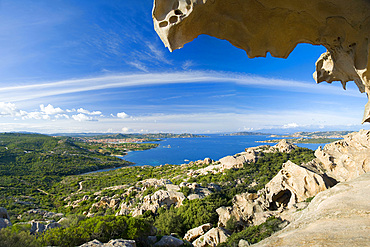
(122, 134), (325, 166)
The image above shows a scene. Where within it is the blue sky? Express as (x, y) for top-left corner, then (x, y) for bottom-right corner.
(0, 0), (368, 134)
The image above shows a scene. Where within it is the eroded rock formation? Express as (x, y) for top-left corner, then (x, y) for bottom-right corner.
(192, 227), (230, 247)
(252, 173), (370, 247)
(314, 129), (370, 182)
(184, 223), (213, 242)
(152, 0), (370, 123)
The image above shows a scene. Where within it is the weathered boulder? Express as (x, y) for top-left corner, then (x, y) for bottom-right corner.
(153, 0), (370, 123)
(219, 150), (258, 169)
(217, 160), (334, 228)
(0, 207), (12, 229)
(272, 140), (297, 153)
(192, 227), (230, 247)
(154, 235), (184, 247)
(263, 161), (333, 209)
(30, 221), (61, 234)
(188, 187), (213, 200)
(79, 239), (136, 247)
(141, 190), (185, 214)
(253, 173), (370, 247)
(238, 239), (250, 247)
(314, 129), (370, 182)
(184, 223), (212, 242)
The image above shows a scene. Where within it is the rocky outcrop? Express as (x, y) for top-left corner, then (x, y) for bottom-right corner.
(217, 160), (334, 228)
(141, 190), (185, 214)
(154, 235), (184, 247)
(153, 0), (370, 123)
(272, 140), (297, 153)
(184, 223), (212, 242)
(79, 239), (136, 247)
(139, 178), (173, 189)
(314, 129), (370, 182)
(189, 140), (294, 177)
(0, 207), (12, 229)
(262, 161), (334, 209)
(192, 227), (230, 247)
(30, 221), (61, 234)
(252, 173), (370, 247)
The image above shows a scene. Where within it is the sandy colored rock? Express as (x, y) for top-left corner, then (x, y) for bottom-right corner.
(79, 239), (136, 247)
(154, 235), (184, 247)
(272, 140), (297, 153)
(253, 173), (370, 247)
(192, 227), (230, 247)
(263, 160), (333, 209)
(184, 223), (212, 242)
(153, 0), (370, 123)
(141, 190), (185, 213)
(314, 129), (370, 182)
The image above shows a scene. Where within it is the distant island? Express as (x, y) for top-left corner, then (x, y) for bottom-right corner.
(270, 130), (354, 139)
(257, 131), (354, 144)
(257, 137), (341, 144)
(54, 132), (206, 140)
(59, 133), (207, 157)
(223, 132), (270, 136)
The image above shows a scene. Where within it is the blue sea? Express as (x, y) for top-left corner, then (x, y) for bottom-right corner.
(122, 134), (326, 166)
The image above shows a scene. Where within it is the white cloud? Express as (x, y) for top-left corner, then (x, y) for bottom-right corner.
(0, 102), (24, 117)
(182, 60), (194, 70)
(55, 114), (69, 119)
(72, 113), (93, 122)
(127, 61), (149, 72)
(121, 127), (130, 133)
(77, 108), (102, 115)
(22, 111), (50, 120)
(117, 112), (129, 119)
(0, 71), (363, 103)
(40, 104), (64, 115)
(282, 123), (300, 129)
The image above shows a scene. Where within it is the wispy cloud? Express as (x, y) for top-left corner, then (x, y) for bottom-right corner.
(0, 71), (364, 103)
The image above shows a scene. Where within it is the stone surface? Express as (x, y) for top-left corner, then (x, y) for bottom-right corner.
(0, 207), (12, 229)
(192, 227), (230, 247)
(141, 190), (185, 213)
(314, 129), (370, 182)
(263, 161), (333, 209)
(217, 160), (334, 228)
(79, 239), (136, 247)
(272, 140), (297, 153)
(153, 0), (370, 123)
(238, 239), (250, 247)
(154, 235), (184, 247)
(30, 221), (61, 234)
(184, 223), (212, 242)
(253, 173), (370, 247)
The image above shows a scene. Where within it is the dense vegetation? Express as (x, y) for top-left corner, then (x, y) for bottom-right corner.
(0, 133), (131, 220)
(0, 133), (317, 246)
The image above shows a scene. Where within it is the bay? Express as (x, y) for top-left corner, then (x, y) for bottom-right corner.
(122, 134), (326, 166)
